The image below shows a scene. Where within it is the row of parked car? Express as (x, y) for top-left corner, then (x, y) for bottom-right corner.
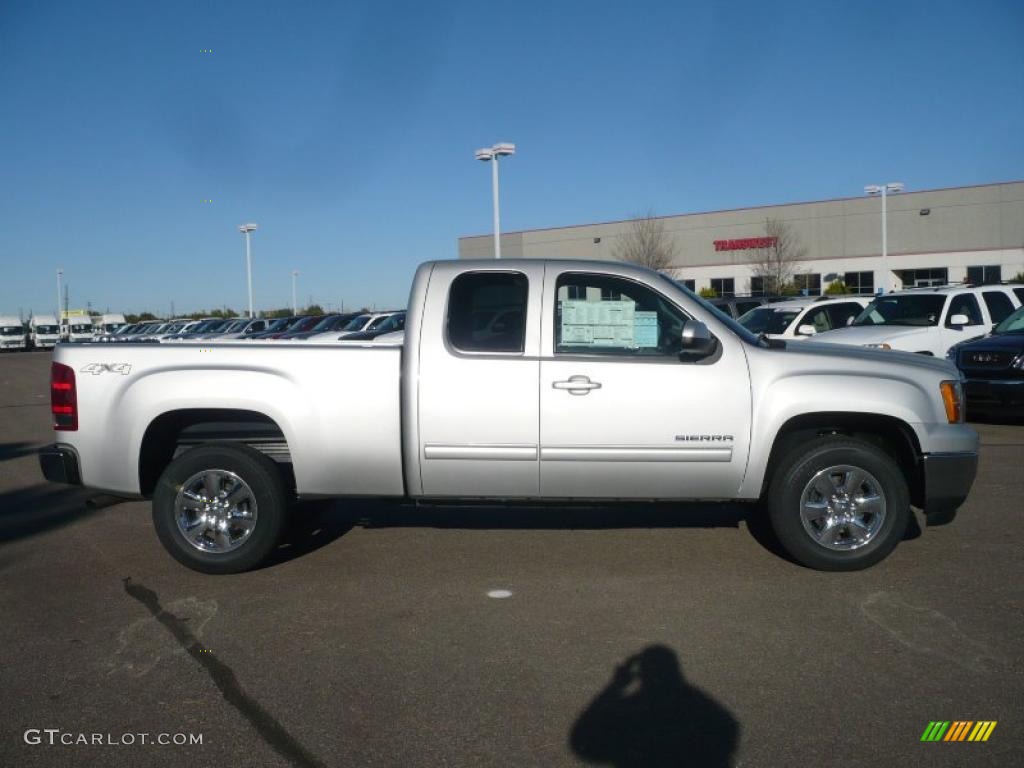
(706, 282), (1024, 418)
(97, 310), (407, 345)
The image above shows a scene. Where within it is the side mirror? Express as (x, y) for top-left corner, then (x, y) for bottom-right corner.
(679, 320), (718, 359)
(948, 313), (969, 328)
(797, 324), (817, 336)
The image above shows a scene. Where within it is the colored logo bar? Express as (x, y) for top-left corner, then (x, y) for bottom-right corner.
(921, 721), (997, 742)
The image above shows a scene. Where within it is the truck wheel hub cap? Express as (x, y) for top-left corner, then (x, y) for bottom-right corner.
(175, 469), (258, 554)
(799, 464), (886, 551)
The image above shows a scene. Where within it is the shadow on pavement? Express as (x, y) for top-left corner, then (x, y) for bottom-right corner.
(570, 644), (739, 767)
(0, 441), (39, 462)
(270, 497), (795, 567)
(0, 483), (96, 543)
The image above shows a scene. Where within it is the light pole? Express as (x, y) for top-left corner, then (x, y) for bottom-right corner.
(238, 223), (258, 317)
(864, 182), (904, 293)
(291, 270), (299, 315)
(474, 142), (516, 258)
(56, 268), (63, 320)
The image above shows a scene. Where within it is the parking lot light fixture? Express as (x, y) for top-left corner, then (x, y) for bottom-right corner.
(291, 270), (299, 315)
(56, 268), (63, 320)
(864, 183), (904, 294)
(475, 142), (516, 259)
(238, 223), (258, 318)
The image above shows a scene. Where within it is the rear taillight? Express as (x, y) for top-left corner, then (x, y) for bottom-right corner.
(51, 362), (78, 431)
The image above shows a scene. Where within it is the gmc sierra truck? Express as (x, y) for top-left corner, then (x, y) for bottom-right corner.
(39, 259), (978, 573)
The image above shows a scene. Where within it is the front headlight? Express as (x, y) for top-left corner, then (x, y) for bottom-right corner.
(865, 342), (892, 350)
(939, 380), (964, 423)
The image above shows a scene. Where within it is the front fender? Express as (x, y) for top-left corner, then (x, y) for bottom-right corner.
(738, 372), (939, 498)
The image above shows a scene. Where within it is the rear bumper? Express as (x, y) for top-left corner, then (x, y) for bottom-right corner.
(39, 444), (82, 485)
(921, 451), (977, 514)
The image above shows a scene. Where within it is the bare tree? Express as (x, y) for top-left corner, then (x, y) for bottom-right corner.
(612, 210), (678, 273)
(748, 218), (807, 295)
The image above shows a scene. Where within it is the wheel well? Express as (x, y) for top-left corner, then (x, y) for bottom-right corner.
(763, 412), (923, 505)
(139, 409), (291, 497)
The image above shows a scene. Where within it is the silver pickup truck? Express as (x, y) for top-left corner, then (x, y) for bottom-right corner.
(40, 259), (978, 573)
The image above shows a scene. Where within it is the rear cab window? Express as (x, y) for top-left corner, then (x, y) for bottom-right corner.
(447, 272), (528, 353)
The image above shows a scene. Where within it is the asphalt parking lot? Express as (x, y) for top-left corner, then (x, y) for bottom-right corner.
(1, 350), (1021, 767)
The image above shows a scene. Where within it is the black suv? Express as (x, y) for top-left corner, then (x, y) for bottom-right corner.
(950, 304), (1024, 418)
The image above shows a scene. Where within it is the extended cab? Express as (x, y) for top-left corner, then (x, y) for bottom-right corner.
(39, 260), (978, 573)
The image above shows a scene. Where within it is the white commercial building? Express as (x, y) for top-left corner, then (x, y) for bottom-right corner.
(459, 180), (1024, 297)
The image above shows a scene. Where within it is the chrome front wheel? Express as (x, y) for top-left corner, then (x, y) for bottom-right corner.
(799, 465), (886, 551)
(767, 436), (910, 571)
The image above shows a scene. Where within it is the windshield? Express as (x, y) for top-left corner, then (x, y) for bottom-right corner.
(310, 315), (343, 332)
(853, 295), (946, 327)
(367, 315), (393, 330)
(993, 306), (1024, 334)
(1, 326), (23, 335)
(377, 314), (405, 332)
(739, 307), (800, 335)
(70, 324), (92, 333)
(104, 323), (125, 333)
(263, 318), (291, 333)
(35, 325), (59, 334)
(222, 320), (247, 333)
(343, 314), (370, 332)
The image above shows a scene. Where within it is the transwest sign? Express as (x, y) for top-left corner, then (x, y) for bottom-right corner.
(713, 237), (777, 251)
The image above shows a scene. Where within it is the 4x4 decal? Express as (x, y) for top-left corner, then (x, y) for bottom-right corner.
(80, 363), (132, 376)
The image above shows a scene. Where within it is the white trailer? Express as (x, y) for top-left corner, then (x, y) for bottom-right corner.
(30, 315), (61, 349)
(0, 316), (27, 350)
(96, 313), (127, 336)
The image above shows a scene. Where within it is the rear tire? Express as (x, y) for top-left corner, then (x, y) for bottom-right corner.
(152, 443), (288, 574)
(767, 436), (909, 571)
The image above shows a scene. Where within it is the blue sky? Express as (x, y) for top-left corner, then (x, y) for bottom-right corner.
(2, 0), (1022, 316)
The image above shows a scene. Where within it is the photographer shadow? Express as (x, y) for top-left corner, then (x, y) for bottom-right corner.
(570, 645), (738, 768)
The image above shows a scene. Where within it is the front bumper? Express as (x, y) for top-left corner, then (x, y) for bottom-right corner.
(964, 379), (1024, 411)
(39, 444), (82, 485)
(921, 451), (977, 515)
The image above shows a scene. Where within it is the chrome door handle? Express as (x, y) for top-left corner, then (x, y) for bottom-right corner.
(552, 375), (602, 395)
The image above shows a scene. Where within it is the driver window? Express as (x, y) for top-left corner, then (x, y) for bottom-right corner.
(805, 308), (832, 333)
(946, 294), (983, 326)
(554, 273), (689, 357)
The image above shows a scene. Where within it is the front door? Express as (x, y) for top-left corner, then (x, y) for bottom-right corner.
(539, 271), (752, 499)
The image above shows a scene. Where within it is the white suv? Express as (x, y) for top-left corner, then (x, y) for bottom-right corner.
(738, 296), (869, 341)
(813, 285), (1022, 356)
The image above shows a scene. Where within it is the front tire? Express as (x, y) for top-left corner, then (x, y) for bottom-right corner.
(767, 436), (910, 571)
(153, 443), (288, 574)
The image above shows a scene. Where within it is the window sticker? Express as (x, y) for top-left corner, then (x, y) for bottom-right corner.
(561, 299), (637, 348)
(633, 311), (659, 348)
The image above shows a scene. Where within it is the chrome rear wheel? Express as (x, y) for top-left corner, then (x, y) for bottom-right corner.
(175, 469), (259, 554)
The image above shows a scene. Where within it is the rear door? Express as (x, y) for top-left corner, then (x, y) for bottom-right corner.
(416, 264), (543, 496)
(538, 269), (752, 499)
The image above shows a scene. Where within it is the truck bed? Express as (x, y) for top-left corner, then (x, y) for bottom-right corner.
(51, 341), (405, 498)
